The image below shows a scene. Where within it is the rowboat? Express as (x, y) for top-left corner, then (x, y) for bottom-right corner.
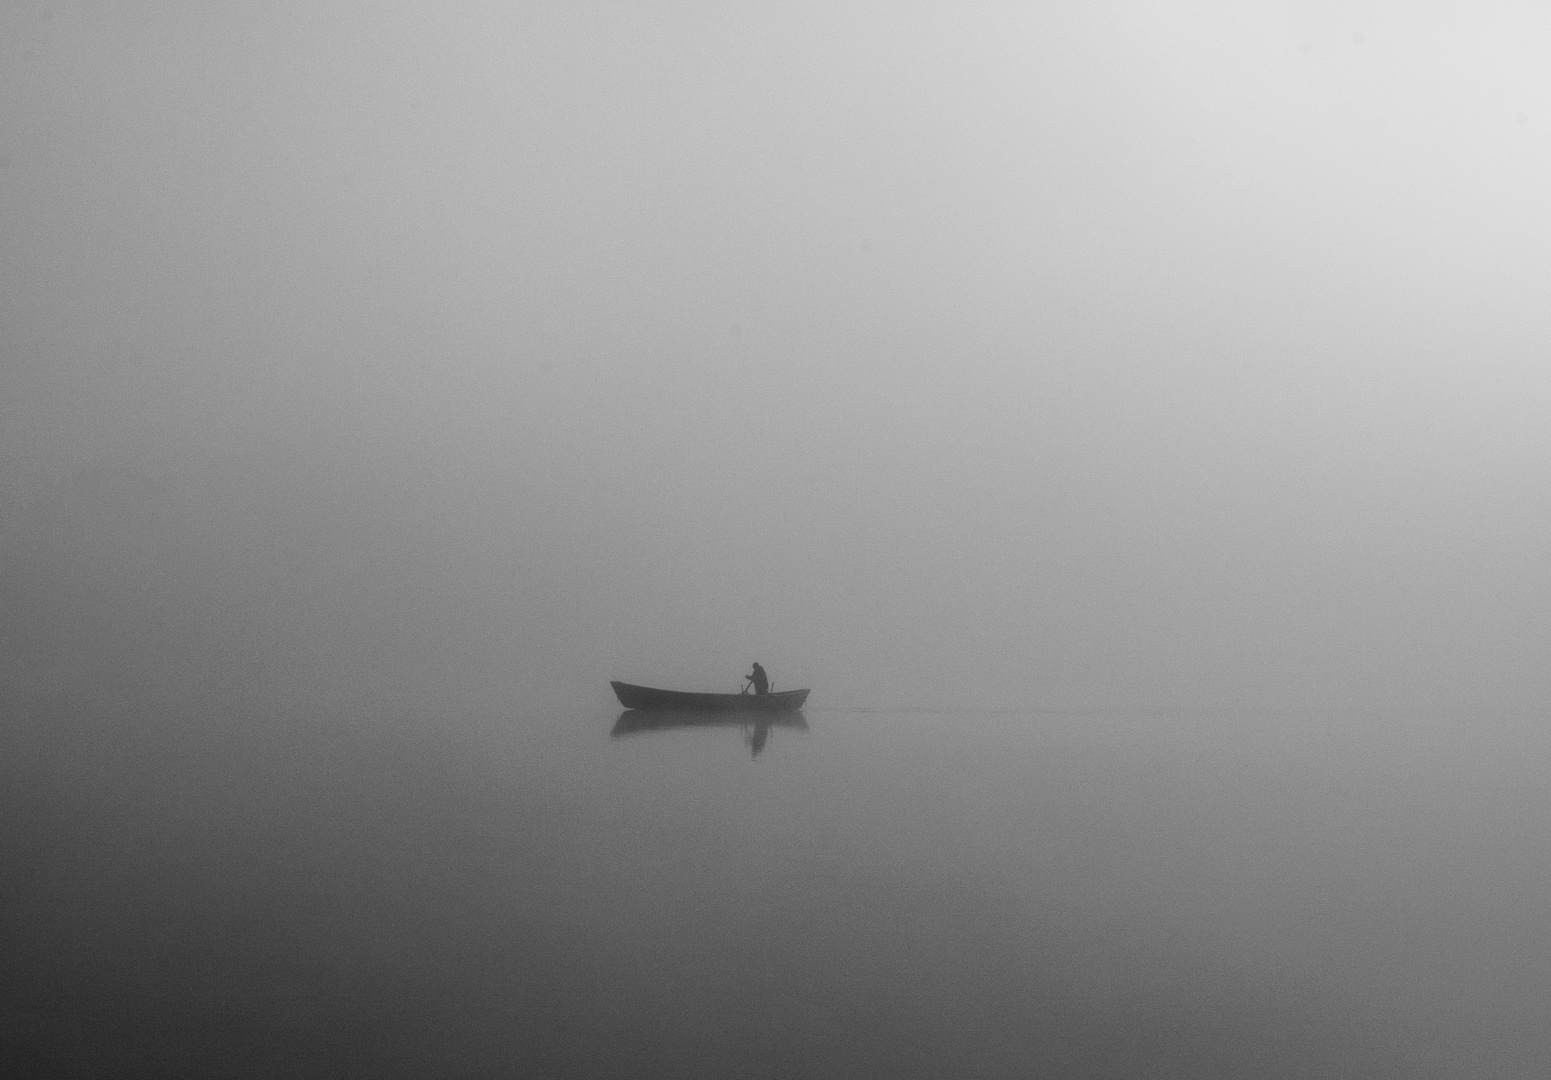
(609, 680), (810, 712)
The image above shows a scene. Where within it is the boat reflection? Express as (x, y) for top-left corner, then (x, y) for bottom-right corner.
(611, 709), (809, 758)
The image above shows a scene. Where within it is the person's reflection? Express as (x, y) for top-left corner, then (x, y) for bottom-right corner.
(611, 710), (807, 758)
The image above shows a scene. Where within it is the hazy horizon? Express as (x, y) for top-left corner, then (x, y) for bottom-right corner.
(6, 4), (1549, 715)
(6, 6), (1551, 1076)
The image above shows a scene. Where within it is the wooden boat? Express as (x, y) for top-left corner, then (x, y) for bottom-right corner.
(609, 680), (810, 712)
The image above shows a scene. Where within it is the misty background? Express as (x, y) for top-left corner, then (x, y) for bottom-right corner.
(6, 4), (1551, 1077)
(4, 2), (1549, 714)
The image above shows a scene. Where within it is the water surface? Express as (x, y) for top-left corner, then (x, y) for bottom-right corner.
(5, 691), (1548, 1077)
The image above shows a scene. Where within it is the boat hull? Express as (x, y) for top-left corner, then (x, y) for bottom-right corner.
(609, 680), (809, 712)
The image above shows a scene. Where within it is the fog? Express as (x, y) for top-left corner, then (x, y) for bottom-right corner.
(4, 4), (1551, 1075)
(5, 1), (1549, 711)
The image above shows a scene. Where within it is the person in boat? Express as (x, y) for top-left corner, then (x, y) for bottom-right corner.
(746, 662), (769, 695)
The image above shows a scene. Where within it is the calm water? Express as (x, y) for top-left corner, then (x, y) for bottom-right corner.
(5, 689), (1549, 1078)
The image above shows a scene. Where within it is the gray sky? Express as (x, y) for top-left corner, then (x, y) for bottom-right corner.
(4, 2), (1549, 710)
